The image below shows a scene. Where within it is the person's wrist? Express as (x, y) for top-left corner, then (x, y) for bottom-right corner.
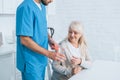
(47, 51), (55, 60)
(45, 50), (50, 57)
(78, 58), (82, 65)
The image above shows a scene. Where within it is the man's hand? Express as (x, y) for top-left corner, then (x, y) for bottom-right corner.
(48, 51), (66, 62)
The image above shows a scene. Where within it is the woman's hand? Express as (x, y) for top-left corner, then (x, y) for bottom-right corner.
(72, 66), (82, 75)
(71, 56), (82, 66)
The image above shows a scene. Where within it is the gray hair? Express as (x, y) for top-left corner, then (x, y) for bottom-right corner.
(69, 21), (88, 56)
(69, 21), (84, 34)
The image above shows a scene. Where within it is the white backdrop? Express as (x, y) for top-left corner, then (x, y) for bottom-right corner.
(48, 0), (120, 61)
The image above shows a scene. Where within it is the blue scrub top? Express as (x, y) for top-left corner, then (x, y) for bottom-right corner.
(16, 0), (48, 72)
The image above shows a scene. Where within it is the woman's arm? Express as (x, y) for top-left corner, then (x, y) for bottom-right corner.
(52, 61), (72, 76)
(71, 50), (92, 69)
(80, 52), (92, 69)
(52, 46), (72, 76)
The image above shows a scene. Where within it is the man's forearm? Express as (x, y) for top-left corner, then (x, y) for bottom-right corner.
(20, 36), (49, 57)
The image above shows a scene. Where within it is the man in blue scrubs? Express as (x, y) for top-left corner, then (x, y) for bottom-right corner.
(16, 0), (65, 80)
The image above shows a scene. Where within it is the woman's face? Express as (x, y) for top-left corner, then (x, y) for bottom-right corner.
(68, 28), (82, 44)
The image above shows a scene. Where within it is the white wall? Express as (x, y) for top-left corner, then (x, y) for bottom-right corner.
(48, 0), (120, 61)
(0, 0), (120, 61)
(0, 0), (22, 45)
(0, 14), (15, 44)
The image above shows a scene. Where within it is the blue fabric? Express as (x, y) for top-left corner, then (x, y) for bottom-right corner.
(16, 0), (48, 79)
(21, 63), (46, 80)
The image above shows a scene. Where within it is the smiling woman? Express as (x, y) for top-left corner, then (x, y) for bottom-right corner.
(51, 21), (92, 80)
(68, 21), (85, 48)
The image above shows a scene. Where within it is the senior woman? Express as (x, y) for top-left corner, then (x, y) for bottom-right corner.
(51, 21), (92, 80)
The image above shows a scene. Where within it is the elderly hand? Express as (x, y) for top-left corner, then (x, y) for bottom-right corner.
(71, 56), (82, 66)
(72, 66), (82, 75)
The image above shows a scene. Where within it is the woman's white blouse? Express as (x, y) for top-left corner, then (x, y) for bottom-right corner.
(52, 39), (92, 79)
(67, 40), (81, 58)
